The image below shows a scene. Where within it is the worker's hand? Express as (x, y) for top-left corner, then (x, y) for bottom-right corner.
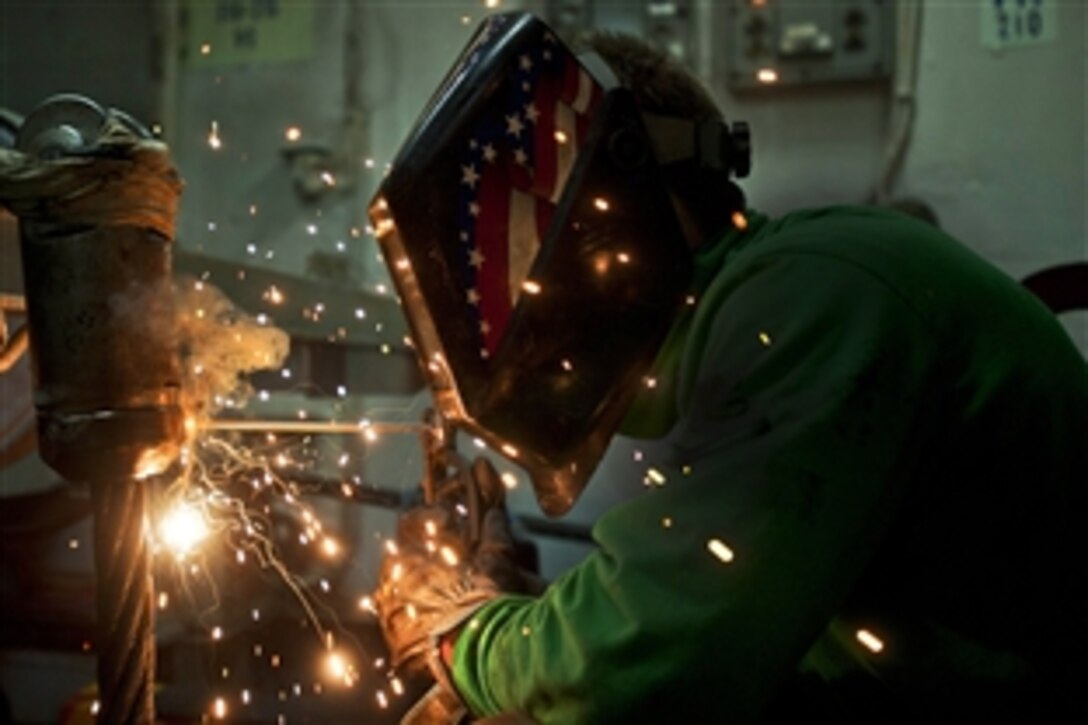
(470, 458), (547, 597)
(374, 503), (501, 674)
(375, 456), (545, 723)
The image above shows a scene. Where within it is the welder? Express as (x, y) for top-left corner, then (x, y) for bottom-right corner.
(371, 13), (1088, 723)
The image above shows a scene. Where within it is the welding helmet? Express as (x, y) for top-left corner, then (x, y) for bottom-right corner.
(370, 12), (750, 516)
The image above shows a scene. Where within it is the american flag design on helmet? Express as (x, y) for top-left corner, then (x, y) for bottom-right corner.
(456, 18), (604, 359)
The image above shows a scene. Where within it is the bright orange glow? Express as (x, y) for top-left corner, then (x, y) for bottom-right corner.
(326, 652), (347, 679)
(158, 502), (209, 557)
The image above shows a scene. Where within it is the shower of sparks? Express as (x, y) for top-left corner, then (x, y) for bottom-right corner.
(147, 411), (400, 702)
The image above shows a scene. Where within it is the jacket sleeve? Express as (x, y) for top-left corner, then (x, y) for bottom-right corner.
(450, 251), (945, 723)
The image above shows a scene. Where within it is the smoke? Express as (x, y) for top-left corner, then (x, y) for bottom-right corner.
(173, 276), (289, 421)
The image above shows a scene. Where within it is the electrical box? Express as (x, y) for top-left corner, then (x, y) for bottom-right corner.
(725, 0), (895, 91)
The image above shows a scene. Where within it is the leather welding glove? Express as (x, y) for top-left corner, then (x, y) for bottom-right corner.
(374, 502), (501, 675)
(470, 459), (546, 597)
(375, 458), (543, 723)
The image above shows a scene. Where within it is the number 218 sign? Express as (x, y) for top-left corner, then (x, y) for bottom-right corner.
(982, 0), (1057, 49)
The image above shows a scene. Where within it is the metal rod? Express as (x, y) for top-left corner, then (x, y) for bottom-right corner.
(205, 419), (427, 436)
(91, 479), (155, 725)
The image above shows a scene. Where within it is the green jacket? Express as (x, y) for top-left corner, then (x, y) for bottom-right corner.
(451, 206), (1088, 722)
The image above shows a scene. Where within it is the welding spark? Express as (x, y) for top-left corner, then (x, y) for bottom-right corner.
(208, 121), (222, 150)
(707, 538), (735, 564)
(856, 629), (885, 653)
(439, 546), (459, 567)
(325, 651), (348, 681)
(263, 285), (285, 305)
(157, 502), (210, 558)
(645, 467), (666, 486)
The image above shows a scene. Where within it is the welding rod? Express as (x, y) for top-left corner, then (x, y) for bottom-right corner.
(205, 419), (427, 436)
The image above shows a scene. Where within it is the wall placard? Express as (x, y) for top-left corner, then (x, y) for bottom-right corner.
(183, 0), (314, 66)
(981, 0), (1057, 50)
